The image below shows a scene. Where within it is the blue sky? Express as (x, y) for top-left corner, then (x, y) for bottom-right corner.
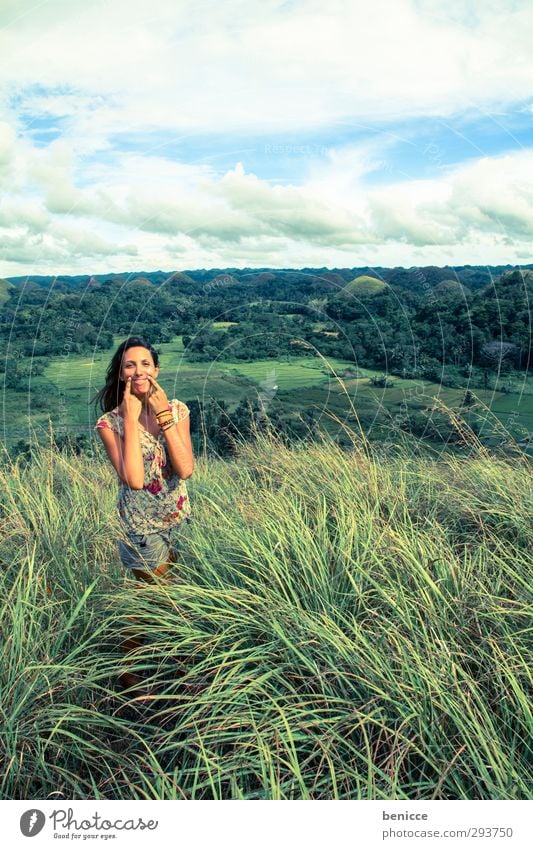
(1, 0), (533, 274)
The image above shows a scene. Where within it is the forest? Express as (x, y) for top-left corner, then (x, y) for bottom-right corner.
(2, 264), (531, 370)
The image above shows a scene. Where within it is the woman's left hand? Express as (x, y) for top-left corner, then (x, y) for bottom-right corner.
(146, 374), (170, 416)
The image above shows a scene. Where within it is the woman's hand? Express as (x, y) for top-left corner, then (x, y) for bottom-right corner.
(146, 374), (170, 416)
(121, 376), (143, 420)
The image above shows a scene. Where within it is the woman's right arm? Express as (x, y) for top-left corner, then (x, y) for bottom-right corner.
(96, 424), (144, 489)
(96, 377), (145, 489)
(121, 377), (144, 489)
(121, 415), (144, 488)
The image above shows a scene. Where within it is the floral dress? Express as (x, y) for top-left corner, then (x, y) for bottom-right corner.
(94, 398), (192, 537)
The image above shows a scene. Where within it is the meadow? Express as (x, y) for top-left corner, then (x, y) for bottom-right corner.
(5, 332), (533, 452)
(0, 407), (531, 800)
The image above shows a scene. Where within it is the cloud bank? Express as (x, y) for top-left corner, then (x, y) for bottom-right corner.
(1, 0), (532, 273)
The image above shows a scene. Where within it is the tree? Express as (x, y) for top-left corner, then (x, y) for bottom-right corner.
(460, 390), (475, 407)
(480, 341), (518, 371)
(368, 375), (395, 388)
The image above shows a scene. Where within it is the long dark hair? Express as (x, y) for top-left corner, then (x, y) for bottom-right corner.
(92, 336), (160, 414)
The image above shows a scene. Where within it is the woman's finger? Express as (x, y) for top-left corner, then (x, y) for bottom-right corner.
(146, 374), (161, 390)
(124, 376), (131, 394)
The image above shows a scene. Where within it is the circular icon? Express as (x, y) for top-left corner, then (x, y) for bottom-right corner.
(20, 810), (46, 837)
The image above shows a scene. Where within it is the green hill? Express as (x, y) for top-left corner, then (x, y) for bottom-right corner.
(341, 274), (389, 297)
(476, 268), (533, 298)
(129, 276), (153, 286)
(431, 279), (469, 298)
(0, 278), (14, 305)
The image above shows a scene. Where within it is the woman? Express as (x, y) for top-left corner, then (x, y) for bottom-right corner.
(93, 336), (195, 582)
(93, 336), (195, 692)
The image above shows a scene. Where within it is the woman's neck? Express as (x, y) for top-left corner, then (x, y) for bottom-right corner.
(139, 397), (152, 418)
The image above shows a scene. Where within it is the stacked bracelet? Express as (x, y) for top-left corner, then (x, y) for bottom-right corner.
(154, 409), (177, 432)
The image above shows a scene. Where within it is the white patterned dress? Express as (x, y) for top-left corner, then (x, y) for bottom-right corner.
(94, 398), (192, 537)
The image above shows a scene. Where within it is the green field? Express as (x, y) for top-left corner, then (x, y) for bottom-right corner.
(3, 333), (532, 450)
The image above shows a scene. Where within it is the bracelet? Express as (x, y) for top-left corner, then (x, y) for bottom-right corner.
(155, 406), (175, 430)
(161, 420), (176, 433)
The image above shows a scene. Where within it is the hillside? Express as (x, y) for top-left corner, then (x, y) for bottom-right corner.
(0, 277), (14, 305)
(341, 274), (389, 297)
(6, 263), (533, 292)
(431, 279), (469, 298)
(0, 422), (530, 800)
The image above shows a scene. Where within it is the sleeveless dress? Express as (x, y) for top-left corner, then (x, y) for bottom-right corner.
(94, 398), (192, 537)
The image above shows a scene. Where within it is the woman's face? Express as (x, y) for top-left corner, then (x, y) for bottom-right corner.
(120, 346), (160, 397)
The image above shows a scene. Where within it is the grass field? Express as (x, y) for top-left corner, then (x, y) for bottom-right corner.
(0, 414), (531, 799)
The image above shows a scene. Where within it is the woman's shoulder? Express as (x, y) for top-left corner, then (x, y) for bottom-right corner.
(169, 398), (190, 421)
(94, 406), (123, 434)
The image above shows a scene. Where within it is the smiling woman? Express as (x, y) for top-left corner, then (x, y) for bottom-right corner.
(92, 335), (196, 691)
(92, 335), (195, 583)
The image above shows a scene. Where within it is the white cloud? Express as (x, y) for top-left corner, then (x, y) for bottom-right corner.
(0, 122), (16, 164)
(2, 121), (533, 273)
(2, 0), (533, 141)
(363, 149), (533, 250)
(1, 1), (533, 273)
(0, 218), (138, 265)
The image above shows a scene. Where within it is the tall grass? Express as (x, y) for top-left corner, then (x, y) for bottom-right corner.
(0, 406), (531, 800)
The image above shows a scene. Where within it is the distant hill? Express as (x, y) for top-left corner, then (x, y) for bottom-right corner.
(479, 268), (533, 297)
(341, 275), (389, 297)
(498, 268), (533, 287)
(431, 279), (470, 298)
(129, 276), (153, 286)
(204, 273), (239, 289)
(0, 278), (14, 305)
(5, 269), (196, 291)
(5, 263), (533, 295)
(384, 264), (533, 292)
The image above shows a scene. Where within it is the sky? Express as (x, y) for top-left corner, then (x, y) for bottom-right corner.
(1, 0), (533, 276)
